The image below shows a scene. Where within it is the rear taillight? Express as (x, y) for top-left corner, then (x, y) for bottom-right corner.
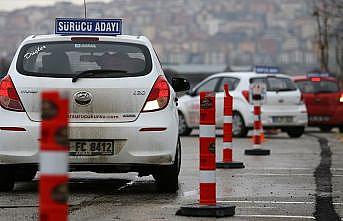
(142, 76), (170, 112)
(340, 93), (343, 103)
(242, 90), (250, 103)
(0, 75), (25, 112)
(311, 77), (321, 82)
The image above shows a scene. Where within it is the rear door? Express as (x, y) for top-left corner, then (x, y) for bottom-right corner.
(295, 79), (340, 119)
(250, 76), (300, 124)
(251, 76), (300, 107)
(13, 39), (154, 123)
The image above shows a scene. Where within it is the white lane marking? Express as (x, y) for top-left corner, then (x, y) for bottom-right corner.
(218, 200), (343, 206)
(235, 214), (315, 219)
(244, 167), (342, 170)
(183, 190), (198, 197)
(232, 173), (343, 177)
(237, 206), (275, 209)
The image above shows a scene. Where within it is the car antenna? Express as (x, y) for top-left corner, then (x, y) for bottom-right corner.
(83, 0), (87, 18)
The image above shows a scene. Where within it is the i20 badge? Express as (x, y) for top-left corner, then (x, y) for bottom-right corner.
(74, 91), (93, 106)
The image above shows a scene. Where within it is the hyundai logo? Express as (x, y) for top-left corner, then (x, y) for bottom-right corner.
(74, 91), (92, 106)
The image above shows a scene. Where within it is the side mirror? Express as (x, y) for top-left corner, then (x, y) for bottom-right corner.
(172, 77), (190, 92)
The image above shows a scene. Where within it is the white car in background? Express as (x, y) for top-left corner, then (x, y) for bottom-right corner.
(178, 71), (308, 137)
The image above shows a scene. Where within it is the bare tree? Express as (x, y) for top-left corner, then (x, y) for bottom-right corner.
(312, 0), (343, 74)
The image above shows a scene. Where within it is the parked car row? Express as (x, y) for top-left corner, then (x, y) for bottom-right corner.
(178, 70), (342, 137)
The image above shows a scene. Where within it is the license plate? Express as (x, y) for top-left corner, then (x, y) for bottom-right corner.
(69, 140), (114, 156)
(272, 116), (293, 124)
(309, 116), (330, 122)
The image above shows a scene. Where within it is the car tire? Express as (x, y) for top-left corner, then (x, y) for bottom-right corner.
(0, 168), (15, 192)
(319, 126), (333, 132)
(153, 137), (181, 193)
(286, 127), (305, 138)
(178, 112), (192, 136)
(232, 112), (248, 137)
(339, 126), (343, 133)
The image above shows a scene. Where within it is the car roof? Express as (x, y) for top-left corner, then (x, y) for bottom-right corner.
(209, 72), (291, 79)
(21, 34), (151, 46)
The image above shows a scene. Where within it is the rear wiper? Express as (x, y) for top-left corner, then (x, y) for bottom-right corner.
(72, 69), (128, 83)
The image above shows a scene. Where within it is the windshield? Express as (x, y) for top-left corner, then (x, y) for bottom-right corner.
(251, 77), (297, 92)
(16, 41), (152, 78)
(295, 80), (340, 93)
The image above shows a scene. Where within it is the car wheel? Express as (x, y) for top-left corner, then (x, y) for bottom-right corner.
(339, 126), (343, 133)
(153, 137), (181, 193)
(286, 127), (305, 138)
(319, 126), (333, 132)
(232, 112), (248, 137)
(0, 168), (15, 192)
(178, 112), (192, 136)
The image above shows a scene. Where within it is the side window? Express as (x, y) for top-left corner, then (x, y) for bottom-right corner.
(217, 77), (240, 92)
(195, 78), (220, 94)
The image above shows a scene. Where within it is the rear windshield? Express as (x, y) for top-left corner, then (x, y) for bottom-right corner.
(295, 80), (339, 93)
(251, 77), (297, 92)
(17, 41), (152, 78)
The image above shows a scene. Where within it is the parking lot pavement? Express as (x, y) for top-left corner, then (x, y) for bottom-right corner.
(0, 130), (342, 221)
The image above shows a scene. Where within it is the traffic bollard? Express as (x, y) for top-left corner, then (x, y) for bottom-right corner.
(176, 91), (235, 217)
(39, 91), (69, 221)
(216, 84), (244, 169)
(245, 104), (270, 156)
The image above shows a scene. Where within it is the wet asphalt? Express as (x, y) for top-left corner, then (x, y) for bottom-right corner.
(0, 129), (342, 221)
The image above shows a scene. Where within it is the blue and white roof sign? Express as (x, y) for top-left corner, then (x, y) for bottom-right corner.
(255, 66), (280, 74)
(55, 18), (122, 35)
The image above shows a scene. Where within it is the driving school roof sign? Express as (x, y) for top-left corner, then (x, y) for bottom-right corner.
(55, 18), (122, 36)
(255, 66), (279, 74)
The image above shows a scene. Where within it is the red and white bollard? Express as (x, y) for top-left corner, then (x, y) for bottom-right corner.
(176, 91), (235, 217)
(245, 103), (270, 156)
(199, 91), (216, 205)
(39, 91), (69, 221)
(216, 84), (244, 169)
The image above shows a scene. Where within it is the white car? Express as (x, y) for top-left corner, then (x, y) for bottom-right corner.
(0, 34), (189, 192)
(178, 71), (308, 137)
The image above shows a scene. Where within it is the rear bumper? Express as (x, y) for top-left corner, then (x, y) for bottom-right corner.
(307, 106), (343, 126)
(0, 163), (171, 175)
(0, 107), (178, 167)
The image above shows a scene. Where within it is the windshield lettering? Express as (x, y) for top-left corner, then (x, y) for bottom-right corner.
(24, 45), (46, 60)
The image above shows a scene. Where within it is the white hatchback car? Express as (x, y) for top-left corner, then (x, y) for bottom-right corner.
(178, 72), (308, 137)
(0, 34), (189, 192)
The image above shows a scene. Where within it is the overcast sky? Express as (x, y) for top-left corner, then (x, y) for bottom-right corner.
(0, 0), (112, 12)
